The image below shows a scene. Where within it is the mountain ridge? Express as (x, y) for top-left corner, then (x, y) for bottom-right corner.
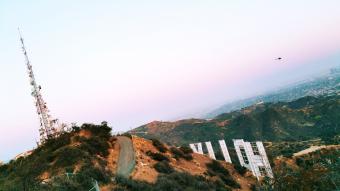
(131, 94), (340, 147)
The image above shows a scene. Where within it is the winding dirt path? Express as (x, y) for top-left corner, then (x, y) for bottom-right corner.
(293, 145), (340, 157)
(116, 136), (136, 178)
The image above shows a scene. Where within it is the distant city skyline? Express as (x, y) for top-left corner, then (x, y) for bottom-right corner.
(1, 1), (340, 161)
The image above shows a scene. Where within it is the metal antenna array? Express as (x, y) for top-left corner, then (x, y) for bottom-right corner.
(18, 28), (61, 143)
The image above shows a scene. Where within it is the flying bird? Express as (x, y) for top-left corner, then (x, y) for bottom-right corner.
(276, 57), (282, 60)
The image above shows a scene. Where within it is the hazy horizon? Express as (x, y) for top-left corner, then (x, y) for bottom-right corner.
(1, 1), (340, 161)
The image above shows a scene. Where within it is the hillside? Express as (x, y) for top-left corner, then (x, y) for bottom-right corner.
(207, 67), (340, 118)
(0, 123), (255, 191)
(1, 96), (338, 190)
(266, 146), (340, 190)
(129, 94), (340, 190)
(131, 95), (340, 148)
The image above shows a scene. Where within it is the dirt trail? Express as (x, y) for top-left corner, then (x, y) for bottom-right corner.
(116, 136), (136, 178)
(293, 145), (340, 157)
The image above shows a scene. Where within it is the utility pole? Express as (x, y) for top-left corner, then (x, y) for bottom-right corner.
(18, 28), (61, 143)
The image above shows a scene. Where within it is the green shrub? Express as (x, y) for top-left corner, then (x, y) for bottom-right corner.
(80, 123), (112, 139)
(54, 147), (86, 167)
(42, 133), (71, 152)
(154, 161), (174, 174)
(219, 175), (240, 189)
(206, 160), (230, 175)
(46, 152), (57, 163)
(72, 126), (80, 132)
(215, 179), (232, 191)
(183, 154), (193, 161)
(170, 147), (193, 161)
(250, 184), (257, 191)
(146, 151), (169, 162)
(151, 139), (167, 153)
(43, 173), (94, 191)
(179, 146), (193, 154)
(234, 164), (247, 176)
(49, 176), (90, 191)
(78, 162), (111, 184)
(206, 160), (240, 189)
(115, 176), (152, 190)
(295, 157), (305, 167)
(79, 136), (110, 157)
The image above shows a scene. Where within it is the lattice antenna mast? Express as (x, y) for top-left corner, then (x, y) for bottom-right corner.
(18, 28), (58, 143)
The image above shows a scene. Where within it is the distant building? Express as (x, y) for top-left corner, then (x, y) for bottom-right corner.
(233, 139), (273, 180)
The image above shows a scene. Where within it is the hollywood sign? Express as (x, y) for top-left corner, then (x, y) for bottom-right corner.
(189, 139), (273, 179)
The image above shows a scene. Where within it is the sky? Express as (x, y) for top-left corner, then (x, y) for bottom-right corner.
(1, 0), (340, 161)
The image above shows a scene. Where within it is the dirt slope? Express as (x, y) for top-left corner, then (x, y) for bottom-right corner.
(130, 136), (256, 190)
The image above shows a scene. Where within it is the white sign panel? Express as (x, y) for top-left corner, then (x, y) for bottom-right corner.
(205, 141), (216, 160)
(218, 140), (232, 163)
(189, 139), (273, 180)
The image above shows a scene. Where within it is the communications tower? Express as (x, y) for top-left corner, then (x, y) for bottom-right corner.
(18, 29), (62, 143)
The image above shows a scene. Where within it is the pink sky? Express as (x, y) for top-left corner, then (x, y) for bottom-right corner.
(1, 0), (340, 161)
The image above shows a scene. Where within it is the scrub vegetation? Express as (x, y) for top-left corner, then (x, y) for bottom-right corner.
(0, 123), (113, 190)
